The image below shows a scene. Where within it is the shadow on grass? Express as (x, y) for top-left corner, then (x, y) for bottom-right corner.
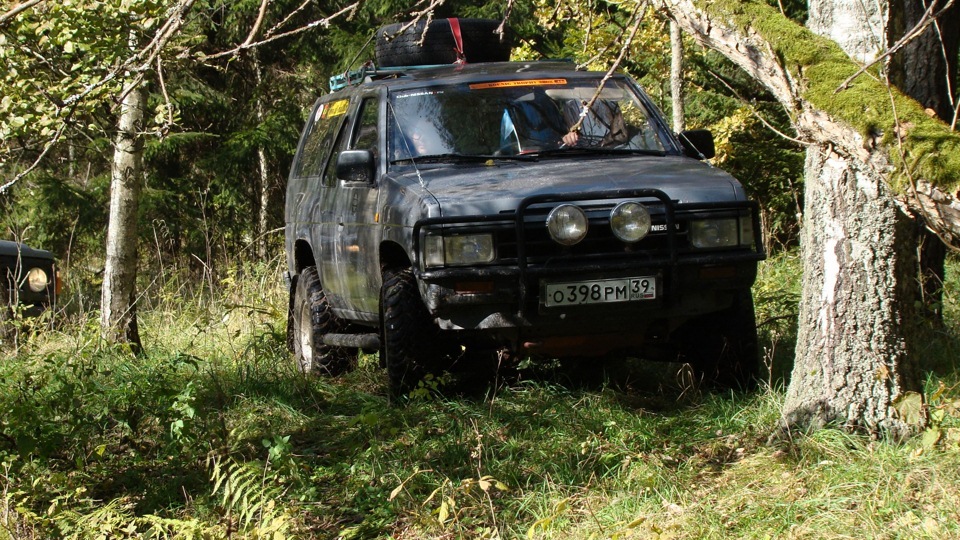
(0, 327), (786, 538)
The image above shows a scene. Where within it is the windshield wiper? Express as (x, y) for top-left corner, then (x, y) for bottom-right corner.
(390, 153), (537, 165)
(533, 147), (667, 158)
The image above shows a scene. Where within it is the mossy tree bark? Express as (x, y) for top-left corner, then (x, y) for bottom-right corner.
(660, 0), (960, 436)
(788, 147), (921, 437)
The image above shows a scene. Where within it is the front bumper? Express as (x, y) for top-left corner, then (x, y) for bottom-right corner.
(413, 188), (765, 340)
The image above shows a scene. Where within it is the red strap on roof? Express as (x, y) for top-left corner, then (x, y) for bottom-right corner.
(448, 18), (465, 63)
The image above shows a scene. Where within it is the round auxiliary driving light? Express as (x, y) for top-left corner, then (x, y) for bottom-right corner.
(610, 201), (652, 243)
(27, 268), (49, 292)
(546, 204), (589, 246)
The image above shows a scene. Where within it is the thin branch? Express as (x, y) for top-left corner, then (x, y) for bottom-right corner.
(836, 0), (956, 92)
(495, 0), (516, 40)
(200, 2), (360, 61)
(263, 0), (310, 40)
(2, 0), (197, 193)
(706, 69), (811, 146)
(240, 0), (270, 48)
(0, 123), (67, 194)
(156, 55), (174, 135)
(61, 0), (198, 108)
(0, 0), (45, 26)
(569, 1), (646, 134)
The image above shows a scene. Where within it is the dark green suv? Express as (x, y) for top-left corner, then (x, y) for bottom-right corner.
(284, 19), (765, 397)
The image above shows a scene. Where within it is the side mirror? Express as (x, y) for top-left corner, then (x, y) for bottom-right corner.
(337, 150), (376, 183)
(678, 129), (716, 160)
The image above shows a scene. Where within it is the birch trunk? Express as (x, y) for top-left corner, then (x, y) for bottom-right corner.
(670, 20), (685, 132)
(658, 0), (960, 436)
(785, 146), (920, 436)
(101, 80), (145, 352)
(254, 49), (270, 260)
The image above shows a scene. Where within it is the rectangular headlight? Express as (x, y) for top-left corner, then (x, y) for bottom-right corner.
(423, 235), (445, 268)
(689, 218), (739, 249)
(422, 234), (495, 268)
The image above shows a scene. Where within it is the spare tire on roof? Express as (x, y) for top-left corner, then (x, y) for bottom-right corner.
(375, 18), (512, 67)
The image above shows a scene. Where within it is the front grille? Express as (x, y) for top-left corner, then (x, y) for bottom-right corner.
(416, 188), (763, 276)
(493, 215), (683, 264)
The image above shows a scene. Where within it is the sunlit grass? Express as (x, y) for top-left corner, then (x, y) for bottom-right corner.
(1, 253), (960, 538)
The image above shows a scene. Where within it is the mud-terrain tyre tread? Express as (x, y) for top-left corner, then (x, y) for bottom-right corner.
(380, 267), (435, 399)
(375, 18), (511, 68)
(286, 274), (299, 353)
(292, 267), (355, 376)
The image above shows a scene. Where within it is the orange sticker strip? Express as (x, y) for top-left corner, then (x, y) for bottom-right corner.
(468, 79), (567, 90)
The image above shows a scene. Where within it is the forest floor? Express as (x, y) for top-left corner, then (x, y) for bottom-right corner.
(2, 252), (959, 539)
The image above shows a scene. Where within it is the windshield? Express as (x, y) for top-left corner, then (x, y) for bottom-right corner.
(388, 77), (668, 162)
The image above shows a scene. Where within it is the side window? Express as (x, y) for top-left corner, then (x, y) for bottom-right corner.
(293, 99), (349, 178)
(323, 113), (351, 187)
(352, 98), (379, 153)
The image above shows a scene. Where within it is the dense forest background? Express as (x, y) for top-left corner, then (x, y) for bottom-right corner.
(3, 0), (960, 538)
(1, 0), (805, 298)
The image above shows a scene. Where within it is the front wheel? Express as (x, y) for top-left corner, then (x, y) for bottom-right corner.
(380, 267), (436, 399)
(677, 290), (760, 391)
(291, 267), (355, 375)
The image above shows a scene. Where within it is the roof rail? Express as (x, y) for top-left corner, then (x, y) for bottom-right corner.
(327, 59), (581, 92)
(329, 63), (451, 92)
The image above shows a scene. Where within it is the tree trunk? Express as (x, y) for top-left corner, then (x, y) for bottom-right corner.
(101, 80), (145, 353)
(775, 0), (922, 437)
(889, 0), (959, 320)
(784, 146), (921, 436)
(658, 0), (960, 436)
(253, 49), (270, 260)
(888, 0), (959, 123)
(670, 20), (685, 132)
(806, 0), (887, 63)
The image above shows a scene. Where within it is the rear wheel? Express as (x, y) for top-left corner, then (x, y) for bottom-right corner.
(677, 290), (760, 390)
(380, 266), (436, 399)
(292, 267), (355, 375)
(285, 274), (299, 353)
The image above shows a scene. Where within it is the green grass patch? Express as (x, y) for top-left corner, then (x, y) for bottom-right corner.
(2, 254), (960, 538)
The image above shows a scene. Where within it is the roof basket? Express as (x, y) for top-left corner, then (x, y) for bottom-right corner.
(328, 63), (451, 92)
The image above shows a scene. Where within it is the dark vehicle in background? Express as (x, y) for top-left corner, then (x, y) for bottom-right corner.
(1, 240), (58, 324)
(284, 19), (765, 397)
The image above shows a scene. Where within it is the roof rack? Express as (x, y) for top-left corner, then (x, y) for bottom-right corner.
(329, 63), (452, 92)
(328, 59), (582, 92)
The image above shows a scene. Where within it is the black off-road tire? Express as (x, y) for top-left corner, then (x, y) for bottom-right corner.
(375, 18), (512, 68)
(286, 274), (299, 353)
(380, 267), (436, 399)
(292, 267), (355, 376)
(677, 290), (760, 391)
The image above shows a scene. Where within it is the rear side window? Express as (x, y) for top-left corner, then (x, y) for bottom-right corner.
(352, 98), (379, 152)
(293, 99), (350, 178)
(351, 98), (379, 174)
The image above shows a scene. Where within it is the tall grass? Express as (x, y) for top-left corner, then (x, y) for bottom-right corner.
(1, 253), (959, 539)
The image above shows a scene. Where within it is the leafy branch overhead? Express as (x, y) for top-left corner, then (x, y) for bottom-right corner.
(658, 0), (960, 246)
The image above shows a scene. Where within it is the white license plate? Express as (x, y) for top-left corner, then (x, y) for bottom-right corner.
(543, 276), (656, 307)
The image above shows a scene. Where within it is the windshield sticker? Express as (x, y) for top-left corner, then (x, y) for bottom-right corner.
(469, 79), (567, 90)
(322, 100), (349, 118)
(395, 90), (445, 99)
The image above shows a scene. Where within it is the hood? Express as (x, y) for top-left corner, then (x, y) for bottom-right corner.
(0, 240), (54, 260)
(393, 155), (744, 217)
